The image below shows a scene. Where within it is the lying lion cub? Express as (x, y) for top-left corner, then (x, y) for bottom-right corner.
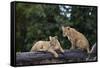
(62, 26), (90, 53)
(30, 36), (64, 57)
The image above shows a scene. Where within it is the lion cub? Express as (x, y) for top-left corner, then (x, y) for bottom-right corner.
(30, 36), (64, 57)
(62, 26), (90, 53)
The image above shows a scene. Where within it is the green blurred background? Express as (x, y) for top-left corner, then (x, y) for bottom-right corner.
(15, 3), (97, 52)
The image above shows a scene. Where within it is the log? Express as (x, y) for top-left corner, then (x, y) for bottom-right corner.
(90, 43), (97, 54)
(87, 43), (97, 61)
(16, 49), (88, 65)
(16, 43), (97, 66)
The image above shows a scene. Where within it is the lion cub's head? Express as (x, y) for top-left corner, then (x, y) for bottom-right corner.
(49, 36), (58, 46)
(61, 26), (71, 37)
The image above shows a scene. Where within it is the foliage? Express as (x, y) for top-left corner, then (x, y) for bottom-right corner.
(15, 3), (97, 52)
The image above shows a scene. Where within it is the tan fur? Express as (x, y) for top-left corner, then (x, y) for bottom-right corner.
(30, 36), (64, 57)
(62, 26), (90, 53)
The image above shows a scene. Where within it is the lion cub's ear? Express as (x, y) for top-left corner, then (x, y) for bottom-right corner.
(49, 36), (52, 40)
(61, 26), (65, 30)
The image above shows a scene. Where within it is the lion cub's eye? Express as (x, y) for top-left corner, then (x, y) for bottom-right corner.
(67, 27), (70, 30)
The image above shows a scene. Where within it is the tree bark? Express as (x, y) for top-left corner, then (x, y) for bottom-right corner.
(16, 43), (97, 66)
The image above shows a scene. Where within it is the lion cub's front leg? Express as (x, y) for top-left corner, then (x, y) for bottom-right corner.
(48, 49), (59, 58)
(59, 47), (64, 53)
(70, 40), (75, 49)
(38, 48), (47, 51)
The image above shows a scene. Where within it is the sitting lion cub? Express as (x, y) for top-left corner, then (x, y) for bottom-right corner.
(30, 36), (64, 57)
(62, 26), (90, 53)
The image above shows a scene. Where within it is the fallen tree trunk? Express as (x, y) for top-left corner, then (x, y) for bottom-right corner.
(87, 43), (97, 61)
(16, 49), (88, 65)
(16, 43), (97, 66)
